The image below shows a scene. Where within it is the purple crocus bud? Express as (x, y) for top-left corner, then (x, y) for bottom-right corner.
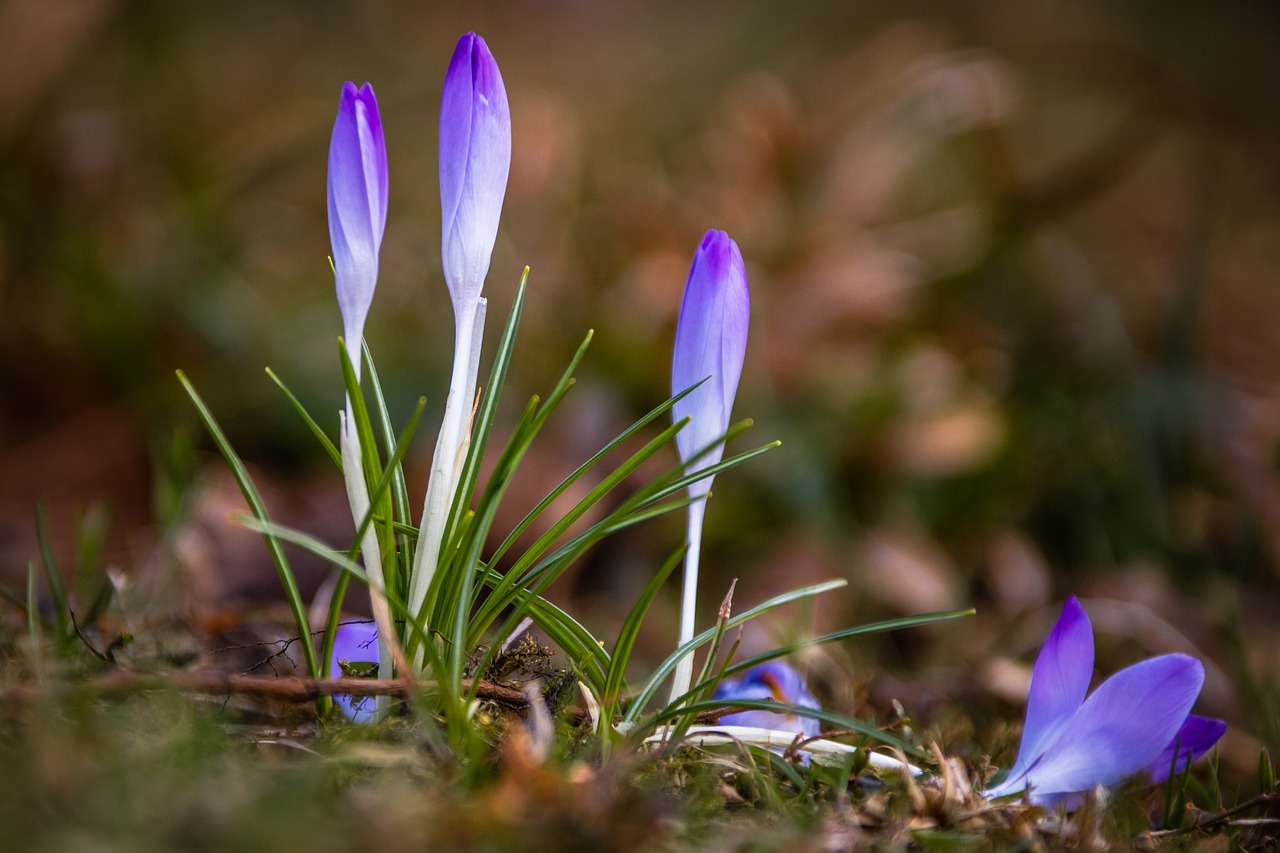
(327, 82), (388, 370)
(712, 662), (821, 739)
(439, 32), (510, 318)
(986, 597), (1225, 807)
(671, 229), (750, 496)
(330, 620), (379, 723)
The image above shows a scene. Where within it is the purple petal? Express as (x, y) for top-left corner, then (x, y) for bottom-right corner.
(1146, 714), (1226, 783)
(328, 82), (388, 349)
(988, 597), (1094, 797)
(1018, 654), (1205, 802)
(439, 32), (511, 316)
(713, 662), (820, 738)
(330, 620), (379, 723)
(671, 230), (750, 496)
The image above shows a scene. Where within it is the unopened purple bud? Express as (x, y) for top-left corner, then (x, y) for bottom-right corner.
(439, 32), (511, 317)
(327, 82), (388, 355)
(671, 230), (750, 495)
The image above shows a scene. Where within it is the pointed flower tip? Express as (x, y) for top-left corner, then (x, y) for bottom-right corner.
(440, 31), (511, 316)
(328, 80), (388, 349)
(671, 229), (750, 484)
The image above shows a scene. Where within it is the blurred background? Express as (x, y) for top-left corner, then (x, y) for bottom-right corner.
(2, 0), (1279, 780)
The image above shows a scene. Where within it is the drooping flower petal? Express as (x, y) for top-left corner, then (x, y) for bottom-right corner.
(987, 597), (1094, 798)
(1146, 714), (1227, 784)
(1017, 654), (1205, 802)
(330, 620), (380, 723)
(713, 662), (820, 738)
(670, 229), (750, 497)
(328, 82), (388, 360)
(439, 32), (510, 318)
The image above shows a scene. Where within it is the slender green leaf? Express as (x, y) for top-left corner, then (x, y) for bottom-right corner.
(266, 367), (340, 467)
(33, 504), (69, 644)
(178, 370), (319, 679)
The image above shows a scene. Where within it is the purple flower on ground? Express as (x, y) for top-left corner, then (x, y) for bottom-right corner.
(671, 229), (750, 498)
(330, 620), (379, 723)
(439, 31), (510, 320)
(327, 82), (388, 371)
(986, 597), (1225, 807)
(712, 661), (821, 739)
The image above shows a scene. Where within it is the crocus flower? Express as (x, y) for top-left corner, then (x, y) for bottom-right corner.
(668, 230), (750, 702)
(439, 31), (510, 321)
(327, 81), (388, 374)
(328, 81), (397, 703)
(330, 620), (380, 723)
(986, 597), (1225, 807)
(407, 33), (512, 633)
(713, 662), (821, 739)
(671, 229), (750, 497)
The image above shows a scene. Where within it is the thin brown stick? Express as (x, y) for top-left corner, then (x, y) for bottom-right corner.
(0, 671), (528, 707)
(0, 671), (743, 730)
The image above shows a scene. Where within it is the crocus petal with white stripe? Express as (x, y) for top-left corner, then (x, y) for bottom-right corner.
(327, 81), (387, 371)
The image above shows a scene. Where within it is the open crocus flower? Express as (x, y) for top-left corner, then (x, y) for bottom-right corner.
(986, 597), (1225, 808)
(713, 662), (821, 739)
(668, 230), (750, 702)
(327, 81), (387, 376)
(330, 620), (380, 723)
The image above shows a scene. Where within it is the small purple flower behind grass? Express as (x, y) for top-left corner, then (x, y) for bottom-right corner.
(986, 597), (1225, 808)
(330, 621), (380, 723)
(713, 661), (821, 739)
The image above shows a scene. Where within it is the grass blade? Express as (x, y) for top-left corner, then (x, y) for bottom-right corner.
(178, 370), (320, 679)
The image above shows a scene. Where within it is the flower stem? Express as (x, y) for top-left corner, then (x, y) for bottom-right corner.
(669, 497), (707, 703)
(407, 299), (486, 667)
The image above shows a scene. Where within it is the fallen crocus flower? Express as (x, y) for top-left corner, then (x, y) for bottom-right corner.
(330, 620), (380, 723)
(713, 661), (820, 739)
(986, 597), (1225, 807)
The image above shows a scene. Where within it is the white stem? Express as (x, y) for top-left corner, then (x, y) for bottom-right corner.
(406, 299), (487, 666)
(669, 496), (707, 704)
(339, 407), (394, 718)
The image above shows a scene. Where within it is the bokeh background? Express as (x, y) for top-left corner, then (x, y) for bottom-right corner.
(3, 0), (1279, 782)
